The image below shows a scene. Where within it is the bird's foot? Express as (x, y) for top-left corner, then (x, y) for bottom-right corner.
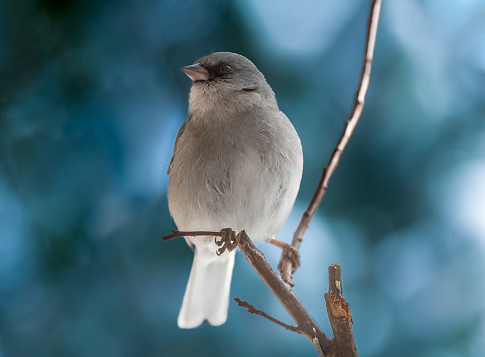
(215, 228), (238, 256)
(269, 239), (301, 271)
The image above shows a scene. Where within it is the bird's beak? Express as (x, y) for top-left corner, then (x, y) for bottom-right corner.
(181, 63), (209, 82)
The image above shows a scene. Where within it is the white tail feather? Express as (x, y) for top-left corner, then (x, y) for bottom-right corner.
(178, 249), (236, 329)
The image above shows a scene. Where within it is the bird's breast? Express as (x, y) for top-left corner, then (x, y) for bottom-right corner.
(168, 110), (302, 239)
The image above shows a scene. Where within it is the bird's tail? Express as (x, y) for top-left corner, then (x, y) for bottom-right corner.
(178, 247), (236, 329)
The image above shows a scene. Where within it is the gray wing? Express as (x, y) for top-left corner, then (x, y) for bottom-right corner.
(167, 116), (191, 175)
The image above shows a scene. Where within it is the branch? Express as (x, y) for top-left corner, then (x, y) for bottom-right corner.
(278, 0), (383, 283)
(236, 231), (332, 355)
(325, 264), (358, 357)
(234, 298), (302, 334)
(236, 233), (358, 357)
(161, 230), (221, 241)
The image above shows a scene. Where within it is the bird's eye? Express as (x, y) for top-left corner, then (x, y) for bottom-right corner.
(219, 65), (233, 74)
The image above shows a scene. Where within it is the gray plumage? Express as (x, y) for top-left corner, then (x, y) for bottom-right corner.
(167, 52), (303, 328)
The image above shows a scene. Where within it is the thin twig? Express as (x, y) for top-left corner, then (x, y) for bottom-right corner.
(234, 298), (302, 334)
(161, 230), (222, 241)
(279, 0), (383, 284)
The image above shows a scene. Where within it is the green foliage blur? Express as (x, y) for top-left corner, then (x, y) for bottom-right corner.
(1, 0), (484, 356)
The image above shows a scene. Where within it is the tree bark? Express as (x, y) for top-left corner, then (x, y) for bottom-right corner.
(325, 264), (358, 357)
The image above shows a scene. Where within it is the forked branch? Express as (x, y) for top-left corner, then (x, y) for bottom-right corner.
(236, 231), (332, 354)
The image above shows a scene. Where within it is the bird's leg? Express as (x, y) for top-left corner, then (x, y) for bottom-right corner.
(215, 228), (238, 256)
(269, 239), (301, 271)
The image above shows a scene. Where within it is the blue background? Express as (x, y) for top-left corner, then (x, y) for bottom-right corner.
(1, 0), (484, 356)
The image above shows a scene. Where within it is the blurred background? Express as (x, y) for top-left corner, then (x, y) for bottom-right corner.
(1, 0), (484, 356)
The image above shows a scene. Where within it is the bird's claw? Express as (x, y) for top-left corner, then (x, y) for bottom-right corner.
(277, 244), (301, 273)
(215, 228), (238, 256)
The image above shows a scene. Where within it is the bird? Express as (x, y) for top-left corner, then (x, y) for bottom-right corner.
(167, 52), (303, 329)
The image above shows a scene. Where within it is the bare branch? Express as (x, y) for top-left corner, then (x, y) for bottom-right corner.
(325, 264), (358, 357)
(236, 231), (332, 354)
(234, 298), (302, 334)
(161, 230), (222, 241)
(279, 0), (383, 284)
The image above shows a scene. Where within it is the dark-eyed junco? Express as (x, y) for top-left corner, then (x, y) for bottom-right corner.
(167, 52), (303, 328)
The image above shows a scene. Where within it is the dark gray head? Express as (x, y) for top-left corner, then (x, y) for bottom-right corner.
(182, 52), (277, 116)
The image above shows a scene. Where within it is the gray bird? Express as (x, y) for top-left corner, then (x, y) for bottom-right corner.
(167, 52), (303, 328)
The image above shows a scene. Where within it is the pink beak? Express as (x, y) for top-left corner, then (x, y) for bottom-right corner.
(181, 63), (209, 82)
